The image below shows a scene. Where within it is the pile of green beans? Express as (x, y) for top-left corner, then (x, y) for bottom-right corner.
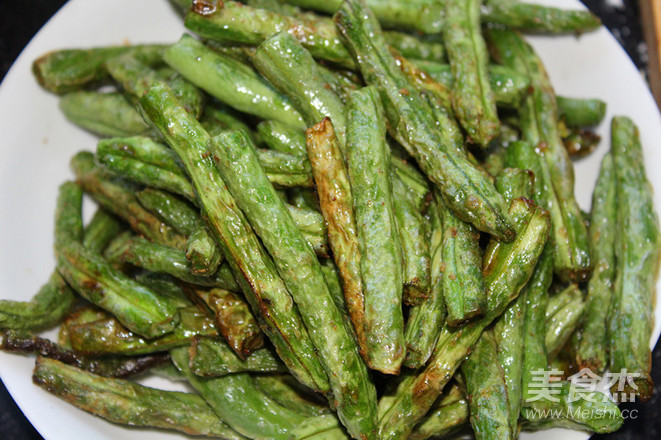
(3, 0), (660, 439)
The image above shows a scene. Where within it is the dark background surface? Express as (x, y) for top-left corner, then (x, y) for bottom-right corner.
(0, 0), (658, 439)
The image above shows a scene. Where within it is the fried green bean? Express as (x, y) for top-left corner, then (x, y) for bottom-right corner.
(210, 128), (377, 438)
(462, 331), (512, 440)
(290, 414), (350, 440)
(1, 330), (169, 378)
(608, 116), (661, 400)
(490, 28), (592, 281)
(408, 384), (468, 440)
(136, 188), (223, 276)
(106, 52), (205, 118)
(335, 0), (514, 241)
(189, 336), (284, 377)
(95, 136), (195, 201)
(135, 188), (199, 236)
(255, 148), (315, 188)
(285, 203), (331, 258)
(384, 32), (445, 63)
(200, 103), (258, 144)
(0, 272), (75, 333)
(32, 357), (246, 439)
(253, 32), (348, 148)
(164, 34), (306, 129)
(411, 60), (531, 109)
(345, 87), (404, 374)
(258, 120), (307, 156)
(438, 196), (486, 326)
(305, 118), (368, 361)
(576, 153), (616, 373)
(392, 172), (430, 306)
(185, 286), (264, 357)
(491, 167), (533, 435)
(59, 91), (150, 137)
(139, 82), (329, 394)
(377, 197), (550, 440)
(68, 305), (216, 355)
(171, 346), (305, 440)
(519, 246), (552, 402)
(105, 234), (237, 289)
(55, 182), (179, 338)
(545, 284), (584, 361)
(557, 96), (607, 128)
(32, 45), (165, 94)
(403, 192), (445, 368)
(185, 222), (223, 276)
(444, 0), (499, 147)
(72, 151), (187, 248)
(254, 375), (330, 417)
(282, 0), (445, 33)
(483, 0), (601, 34)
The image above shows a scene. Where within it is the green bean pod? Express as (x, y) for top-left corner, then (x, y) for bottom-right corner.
(281, 0), (445, 33)
(96, 136), (195, 202)
(59, 91), (150, 137)
(557, 96), (607, 128)
(186, 286), (264, 357)
(32, 45), (166, 94)
(32, 357), (246, 439)
(135, 188), (199, 236)
(164, 34), (305, 129)
(254, 375), (331, 417)
(68, 306), (216, 355)
(170, 347), (305, 440)
(105, 234), (238, 289)
(185, 222), (223, 276)
(491, 167), (534, 434)
(545, 284), (585, 361)
(185, 1), (355, 68)
(403, 192), (446, 369)
(256, 148), (315, 188)
(200, 103), (258, 142)
(345, 87), (404, 374)
(444, 0), (500, 147)
(106, 52), (205, 118)
(608, 116), (661, 400)
(438, 198), (486, 326)
(189, 337), (284, 377)
(408, 384), (468, 440)
(576, 153), (616, 373)
(392, 173), (431, 306)
(411, 60), (531, 109)
(258, 120), (307, 156)
(305, 118), (369, 361)
(461, 331), (512, 440)
(253, 32), (348, 147)
(483, 0), (601, 34)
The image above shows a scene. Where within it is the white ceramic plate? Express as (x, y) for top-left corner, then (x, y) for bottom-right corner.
(0, 0), (659, 439)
